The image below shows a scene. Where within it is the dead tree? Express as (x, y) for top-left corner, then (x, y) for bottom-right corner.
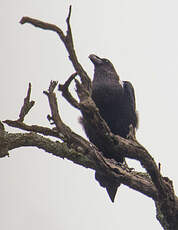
(0, 6), (178, 230)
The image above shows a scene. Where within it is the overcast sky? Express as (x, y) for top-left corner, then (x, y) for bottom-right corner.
(1, 0), (178, 229)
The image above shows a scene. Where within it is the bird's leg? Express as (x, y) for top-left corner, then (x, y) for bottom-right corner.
(120, 159), (134, 172)
(127, 124), (136, 140)
(107, 157), (134, 172)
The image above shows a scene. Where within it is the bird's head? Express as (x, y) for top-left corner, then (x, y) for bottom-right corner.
(89, 54), (117, 76)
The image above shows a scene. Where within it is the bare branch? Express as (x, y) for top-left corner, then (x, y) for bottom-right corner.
(7, 131), (95, 169)
(0, 128), (158, 200)
(66, 5), (73, 49)
(20, 6), (91, 91)
(20, 17), (66, 42)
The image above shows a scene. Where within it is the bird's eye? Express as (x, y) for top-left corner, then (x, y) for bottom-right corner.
(104, 59), (109, 63)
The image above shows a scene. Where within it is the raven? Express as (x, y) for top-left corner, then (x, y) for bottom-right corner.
(81, 54), (138, 202)
(90, 54), (138, 139)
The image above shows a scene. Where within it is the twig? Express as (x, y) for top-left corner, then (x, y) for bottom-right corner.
(3, 120), (66, 140)
(43, 81), (72, 140)
(3, 82), (66, 141)
(58, 72), (80, 109)
(18, 83), (35, 122)
(20, 17), (66, 42)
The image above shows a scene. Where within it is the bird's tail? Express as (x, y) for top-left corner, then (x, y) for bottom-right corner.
(95, 172), (120, 202)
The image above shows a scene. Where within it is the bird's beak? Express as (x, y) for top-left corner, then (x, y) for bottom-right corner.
(89, 54), (103, 65)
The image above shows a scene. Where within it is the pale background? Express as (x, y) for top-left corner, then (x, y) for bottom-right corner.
(1, 1), (178, 229)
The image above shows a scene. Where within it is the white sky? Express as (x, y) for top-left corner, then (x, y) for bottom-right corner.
(1, 0), (178, 229)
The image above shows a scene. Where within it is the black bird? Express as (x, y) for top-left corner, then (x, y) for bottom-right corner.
(81, 54), (138, 202)
(90, 54), (138, 138)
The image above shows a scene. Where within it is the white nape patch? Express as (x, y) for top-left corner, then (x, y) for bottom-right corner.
(119, 79), (124, 88)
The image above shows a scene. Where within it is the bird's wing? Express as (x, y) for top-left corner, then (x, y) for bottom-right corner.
(123, 81), (138, 129)
(123, 81), (136, 112)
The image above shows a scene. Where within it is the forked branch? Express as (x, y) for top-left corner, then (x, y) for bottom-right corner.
(20, 6), (91, 91)
(58, 72), (80, 109)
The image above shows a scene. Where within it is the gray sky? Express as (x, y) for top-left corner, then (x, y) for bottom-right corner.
(1, 0), (178, 229)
